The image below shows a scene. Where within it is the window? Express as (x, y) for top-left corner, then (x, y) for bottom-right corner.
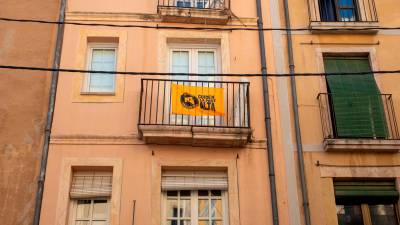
(84, 45), (117, 93)
(162, 171), (229, 225)
(73, 199), (109, 225)
(334, 180), (400, 225)
(170, 46), (219, 81)
(323, 56), (387, 138)
(69, 171), (113, 225)
(169, 45), (220, 125)
(319, 0), (358, 22)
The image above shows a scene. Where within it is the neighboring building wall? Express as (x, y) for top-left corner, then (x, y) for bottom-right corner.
(0, 1), (60, 225)
(284, 0), (400, 223)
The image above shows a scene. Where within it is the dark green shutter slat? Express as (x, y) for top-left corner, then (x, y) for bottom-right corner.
(334, 181), (399, 204)
(324, 57), (388, 138)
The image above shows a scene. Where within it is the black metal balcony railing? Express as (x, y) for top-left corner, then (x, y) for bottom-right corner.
(158, 0), (228, 10)
(139, 79), (250, 128)
(318, 93), (399, 140)
(308, 0), (378, 22)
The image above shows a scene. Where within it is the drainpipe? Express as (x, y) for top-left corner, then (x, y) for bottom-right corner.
(281, 0), (312, 224)
(32, 0), (66, 225)
(255, 0), (279, 225)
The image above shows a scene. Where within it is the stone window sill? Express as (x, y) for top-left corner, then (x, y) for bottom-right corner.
(324, 138), (400, 152)
(309, 21), (379, 34)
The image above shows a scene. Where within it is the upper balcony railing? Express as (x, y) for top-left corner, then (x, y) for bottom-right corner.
(308, 0), (378, 23)
(139, 79), (250, 128)
(158, 0), (229, 10)
(317, 93), (399, 140)
(157, 0), (230, 24)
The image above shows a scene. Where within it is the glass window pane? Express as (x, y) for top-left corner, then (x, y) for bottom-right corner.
(172, 51), (189, 80)
(167, 191), (178, 197)
(370, 204), (399, 225)
(180, 220), (191, 225)
(180, 190), (191, 197)
(167, 199), (179, 218)
(92, 221), (107, 225)
(180, 200), (191, 218)
(211, 199), (222, 218)
(211, 190), (221, 196)
(89, 48), (116, 92)
(336, 205), (364, 225)
(167, 220), (179, 225)
(75, 221), (90, 225)
(198, 190), (209, 197)
(199, 220), (209, 225)
(339, 9), (356, 21)
(100, 49), (116, 62)
(76, 200), (91, 219)
(198, 51), (215, 82)
(93, 200), (108, 219)
(212, 221), (223, 225)
(91, 62), (104, 70)
(89, 73), (114, 92)
(199, 199), (209, 217)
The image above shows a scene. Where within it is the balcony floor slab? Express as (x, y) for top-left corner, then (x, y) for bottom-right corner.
(139, 125), (251, 147)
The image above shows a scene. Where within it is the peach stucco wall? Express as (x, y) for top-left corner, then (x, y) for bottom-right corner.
(40, 0), (400, 225)
(40, 0), (293, 225)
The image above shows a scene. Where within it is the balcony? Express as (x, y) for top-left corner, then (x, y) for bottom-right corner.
(138, 79), (252, 147)
(158, 0), (230, 25)
(308, 0), (379, 33)
(318, 93), (400, 152)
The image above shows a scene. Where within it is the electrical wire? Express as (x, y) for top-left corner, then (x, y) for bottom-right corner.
(1, 17), (400, 31)
(1, 65), (400, 77)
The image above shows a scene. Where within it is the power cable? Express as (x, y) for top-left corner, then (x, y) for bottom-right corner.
(1, 17), (400, 31)
(1, 65), (400, 77)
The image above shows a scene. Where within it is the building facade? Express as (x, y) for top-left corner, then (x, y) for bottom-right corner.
(286, 0), (400, 224)
(0, 1), (61, 225)
(37, 1), (400, 225)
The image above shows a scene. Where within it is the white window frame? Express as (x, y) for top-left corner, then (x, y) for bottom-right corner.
(161, 190), (229, 225)
(68, 198), (111, 225)
(167, 44), (222, 125)
(82, 43), (118, 94)
(168, 44), (221, 81)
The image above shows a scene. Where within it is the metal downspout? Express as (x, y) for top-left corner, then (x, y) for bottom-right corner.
(281, 0), (312, 224)
(255, 0), (279, 225)
(32, 0), (66, 224)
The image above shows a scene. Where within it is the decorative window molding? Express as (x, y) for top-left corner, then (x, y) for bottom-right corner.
(73, 29), (127, 103)
(54, 158), (122, 225)
(82, 44), (118, 94)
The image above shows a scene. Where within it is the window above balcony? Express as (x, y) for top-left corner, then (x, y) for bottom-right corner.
(308, 0), (379, 33)
(158, 0), (231, 25)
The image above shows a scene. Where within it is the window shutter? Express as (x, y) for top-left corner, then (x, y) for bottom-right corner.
(162, 171), (228, 191)
(334, 180), (399, 205)
(70, 171), (113, 199)
(324, 57), (388, 138)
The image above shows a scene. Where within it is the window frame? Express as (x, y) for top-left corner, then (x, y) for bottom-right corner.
(161, 190), (229, 225)
(336, 203), (400, 225)
(167, 44), (222, 126)
(82, 43), (118, 94)
(69, 198), (111, 225)
(334, 0), (359, 21)
(168, 44), (221, 80)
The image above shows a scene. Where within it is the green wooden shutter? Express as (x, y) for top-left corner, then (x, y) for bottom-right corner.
(334, 181), (399, 205)
(324, 57), (388, 138)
